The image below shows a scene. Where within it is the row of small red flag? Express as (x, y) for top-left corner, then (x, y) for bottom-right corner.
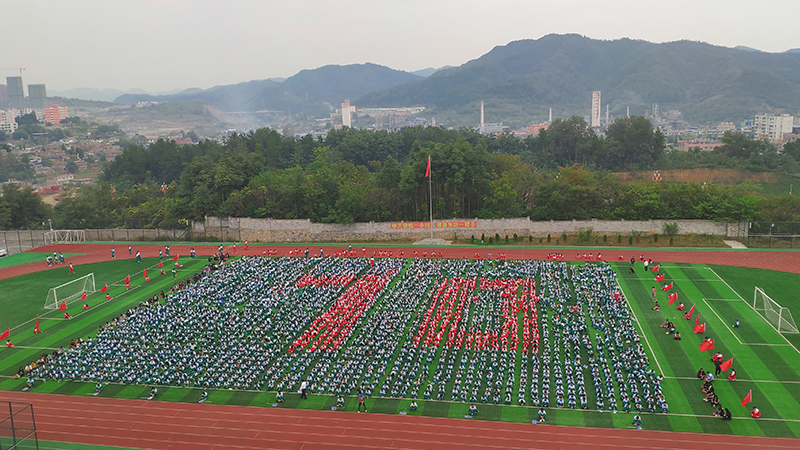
(652, 262), (753, 408)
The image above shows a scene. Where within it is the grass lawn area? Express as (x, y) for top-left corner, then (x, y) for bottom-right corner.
(0, 252), (82, 270)
(1, 257), (799, 438)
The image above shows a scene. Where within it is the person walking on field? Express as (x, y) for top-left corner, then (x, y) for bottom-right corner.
(68, 263), (75, 274)
(299, 379), (308, 400)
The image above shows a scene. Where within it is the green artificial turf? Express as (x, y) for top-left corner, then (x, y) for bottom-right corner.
(1, 257), (799, 438)
(0, 252), (82, 270)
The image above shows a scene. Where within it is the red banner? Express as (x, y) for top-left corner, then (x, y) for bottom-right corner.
(435, 221), (477, 229)
(391, 222), (431, 229)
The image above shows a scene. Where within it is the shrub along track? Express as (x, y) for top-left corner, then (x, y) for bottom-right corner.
(2, 243), (799, 449)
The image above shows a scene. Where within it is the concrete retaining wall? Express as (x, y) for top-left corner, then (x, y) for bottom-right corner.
(193, 217), (739, 243)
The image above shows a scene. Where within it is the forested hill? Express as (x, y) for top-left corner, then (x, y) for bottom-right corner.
(113, 63), (422, 115)
(357, 34), (800, 126)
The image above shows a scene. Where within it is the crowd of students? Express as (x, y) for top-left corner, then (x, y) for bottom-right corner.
(27, 254), (664, 417)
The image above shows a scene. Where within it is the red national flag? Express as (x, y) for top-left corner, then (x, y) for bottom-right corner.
(741, 390), (752, 407)
(124, 275), (130, 284)
(100, 284), (108, 293)
(695, 314), (700, 326)
(655, 273), (665, 282)
(0, 328), (9, 340)
(34, 316), (41, 333)
(700, 339), (715, 352)
(80, 292), (87, 301)
(143, 268), (148, 278)
(58, 301), (67, 311)
(720, 357), (733, 373)
(425, 155), (431, 178)
(694, 322), (706, 334)
(687, 304), (696, 316)
(668, 292), (677, 305)
(651, 264), (660, 272)
(157, 261), (163, 268)
(662, 281), (673, 292)
(173, 254), (179, 261)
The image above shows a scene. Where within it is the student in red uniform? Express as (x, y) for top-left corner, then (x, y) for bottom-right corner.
(750, 407), (761, 418)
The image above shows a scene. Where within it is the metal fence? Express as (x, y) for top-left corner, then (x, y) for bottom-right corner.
(0, 228), (189, 256)
(0, 402), (38, 450)
(738, 221), (800, 248)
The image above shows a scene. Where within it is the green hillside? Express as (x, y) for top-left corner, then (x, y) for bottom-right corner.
(358, 34), (800, 126)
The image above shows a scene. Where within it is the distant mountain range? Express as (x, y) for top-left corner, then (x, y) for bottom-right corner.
(357, 34), (800, 125)
(112, 64), (422, 117)
(52, 35), (800, 126)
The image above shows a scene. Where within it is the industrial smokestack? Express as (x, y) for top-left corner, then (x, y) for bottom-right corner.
(480, 101), (485, 125)
(549, 107), (552, 123)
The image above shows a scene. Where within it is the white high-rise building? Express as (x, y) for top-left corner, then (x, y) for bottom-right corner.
(755, 113), (794, 142)
(591, 91), (601, 128)
(341, 99), (353, 128)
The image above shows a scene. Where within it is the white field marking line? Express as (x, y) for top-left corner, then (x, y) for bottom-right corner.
(664, 376), (800, 384)
(707, 266), (800, 356)
(617, 280), (664, 375)
(705, 298), (745, 302)
(702, 298), (744, 345)
(4, 346), (59, 350)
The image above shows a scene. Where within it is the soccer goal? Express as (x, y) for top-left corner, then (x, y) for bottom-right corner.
(753, 287), (799, 334)
(44, 273), (96, 310)
(44, 229), (86, 245)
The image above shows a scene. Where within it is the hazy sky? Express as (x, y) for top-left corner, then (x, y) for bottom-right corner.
(3, 0), (800, 92)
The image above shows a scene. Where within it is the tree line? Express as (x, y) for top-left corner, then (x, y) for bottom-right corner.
(3, 116), (800, 230)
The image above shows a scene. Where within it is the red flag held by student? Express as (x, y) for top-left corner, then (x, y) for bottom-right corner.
(694, 322), (705, 334)
(700, 339), (715, 352)
(143, 268), (148, 278)
(34, 316), (41, 333)
(100, 284), (108, 293)
(0, 328), (9, 340)
(741, 390), (752, 407)
(58, 301), (67, 311)
(695, 314), (700, 326)
(662, 281), (673, 292)
(124, 275), (130, 284)
(651, 264), (660, 272)
(157, 261), (163, 268)
(655, 273), (665, 282)
(687, 304), (695, 316)
(173, 254), (179, 261)
(668, 292), (677, 305)
(720, 357), (733, 373)
(80, 292), (87, 301)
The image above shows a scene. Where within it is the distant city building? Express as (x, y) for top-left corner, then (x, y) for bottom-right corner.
(28, 84), (47, 110)
(6, 76), (24, 109)
(477, 100), (504, 135)
(341, 99), (353, 128)
(0, 109), (18, 133)
(590, 91), (601, 128)
(45, 105), (68, 124)
(511, 123), (549, 138)
(0, 84), (7, 106)
(677, 140), (724, 152)
(755, 113), (794, 143)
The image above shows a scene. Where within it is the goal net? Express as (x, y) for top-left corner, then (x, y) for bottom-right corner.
(44, 230), (86, 245)
(753, 287), (799, 334)
(44, 273), (96, 310)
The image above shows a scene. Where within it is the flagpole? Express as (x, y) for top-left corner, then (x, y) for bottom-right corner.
(429, 154), (433, 239)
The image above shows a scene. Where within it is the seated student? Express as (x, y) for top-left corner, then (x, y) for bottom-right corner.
(83, 304), (89, 310)
(652, 302), (660, 312)
(750, 407), (761, 418)
(148, 387), (158, 400)
(723, 408), (732, 421)
(199, 391), (208, 403)
(674, 332), (681, 340)
(632, 414), (642, 428)
(668, 324), (675, 334)
(409, 401), (418, 412)
(660, 320), (670, 329)
(63, 313), (71, 319)
(467, 404), (479, 416)
(537, 408), (547, 423)
(733, 319), (740, 328)
(5, 340), (13, 348)
(13, 367), (24, 379)
(336, 395), (345, 408)
(677, 302), (685, 311)
(697, 368), (706, 380)
(23, 377), (35, 391)
(93, 382), (103, 396)
(727, 369), (736, 381)
(276, 390), (285, 403)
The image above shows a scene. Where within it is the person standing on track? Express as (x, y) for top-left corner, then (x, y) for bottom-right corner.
(357, 389), (367, 413)
(111, 248), (115, 259)
(129, 246), (132, 256)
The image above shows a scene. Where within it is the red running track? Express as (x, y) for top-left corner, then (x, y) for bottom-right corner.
(3, 243), (800, 281)
(0, 391), (797, 450)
